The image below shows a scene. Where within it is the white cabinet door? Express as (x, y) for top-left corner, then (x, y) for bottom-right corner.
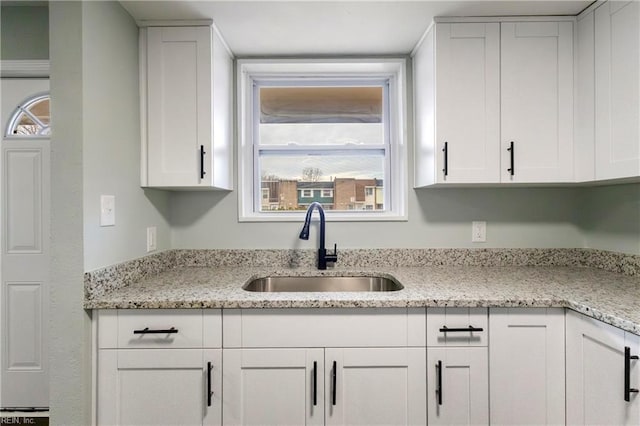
(97, 349), (221, 426)
(145, 26), (212, 187)
(489, 308), (565, 425)
(566, 310), (640, 425)
(501, 21), (574, 183)
(427, 347), (488, 425)
(434, 23), (500, 184)
(595, 1), (640, 180)
(326, 348), (426, 426)
(222, 348), (324, 426)
(143, 26), (232, 189)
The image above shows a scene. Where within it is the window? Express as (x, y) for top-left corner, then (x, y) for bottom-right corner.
(5, 93), (51, 137)
(238, 60), (407, 221)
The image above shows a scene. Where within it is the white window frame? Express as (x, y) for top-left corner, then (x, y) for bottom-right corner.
(238, 59), (407, 222)
(321, 189), (333, 198)
(300, 189), (313, 198)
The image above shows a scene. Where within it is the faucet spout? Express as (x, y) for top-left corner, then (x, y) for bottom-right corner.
(299, 202), (337, 270)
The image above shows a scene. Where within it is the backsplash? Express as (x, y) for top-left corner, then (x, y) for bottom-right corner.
(84, 248), (640, 301)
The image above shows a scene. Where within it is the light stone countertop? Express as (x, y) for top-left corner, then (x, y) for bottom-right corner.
(84, 265), (640, 335)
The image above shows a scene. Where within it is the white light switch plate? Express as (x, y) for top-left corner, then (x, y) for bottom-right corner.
(147, 226), (157, 252)
(100, 195), (115, 227)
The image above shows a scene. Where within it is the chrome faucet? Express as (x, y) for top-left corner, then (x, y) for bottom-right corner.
(299, 202), (338, 270)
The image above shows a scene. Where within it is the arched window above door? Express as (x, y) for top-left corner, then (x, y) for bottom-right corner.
(5, 93), (50, 137)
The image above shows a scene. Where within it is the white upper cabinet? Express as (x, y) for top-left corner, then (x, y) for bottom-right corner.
(501, 21), (574, 183)
(141, 25), (233, 190)
(415, 22), (500, 185)
(594, 1), (640, 180)
(414, 19), (574, 186)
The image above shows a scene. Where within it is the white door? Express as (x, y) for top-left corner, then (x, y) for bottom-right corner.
(427, 347), (488, 425)
(501, 21), (574, 183)
(594, 0), (640, 180)
(566, 310), (640, 425)
(489, 308), (565, 425)
(0, 78), (50, 410)
(435, 22), (500, 184)
(223, 348), (324, 426)
(98, 348), (221, 425)
(325, 347), (426, 426)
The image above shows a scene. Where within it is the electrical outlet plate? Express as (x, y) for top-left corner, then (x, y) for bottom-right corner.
(100, 195), (115, 227)
(472, 221), (486, 243)
(147, 226), (157, 252)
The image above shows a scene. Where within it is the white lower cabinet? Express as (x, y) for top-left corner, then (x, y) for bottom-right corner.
(426, 308), (489, 425)
(222, 347), (426, 426)
(222, 348), (324, 425)
(427, 347), (488, 425)
(95, 306), (640, 425)
(96, 309), (222, 426)
(326, 348), (426, 426)
(98, 349), (222, 425)
(489, 308), (565, 425)
(566, 309), (640, 425)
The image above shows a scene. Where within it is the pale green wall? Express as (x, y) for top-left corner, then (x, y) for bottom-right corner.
(49, 2), (89, 425)
(1, 4), (49, 60)
(82, 0), (171, 272)
(577, 183), (640, 255)
(49, 1), (174, 423)
(169, 187), (584, 250)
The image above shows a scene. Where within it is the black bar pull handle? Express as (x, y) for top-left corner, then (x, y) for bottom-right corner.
(436, 360), (443, 406)
(625, 346), (639, 401)
(332, 361), (337, 406)
(507, 141), (515, 176)
(200, 145), (206, 180)
(313, 361), (318, 406)
(442, 142), (448, 177)
(133, 327), (178, 335)
(207, 361), (214, 407)
(439, 325), (484, 333)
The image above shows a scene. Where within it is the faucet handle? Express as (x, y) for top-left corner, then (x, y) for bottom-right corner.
(325, 243), (338, 264)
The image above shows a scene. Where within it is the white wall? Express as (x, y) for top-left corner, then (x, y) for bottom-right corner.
(82, 1), (171, 271)
(49, 2), (89, 424)
(577, 183), (640, 255)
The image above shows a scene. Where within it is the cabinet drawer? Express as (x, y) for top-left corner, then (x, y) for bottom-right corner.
(427, 308), (488, 347)
(223, 308), (426, 348)
(98, 309), (221, 349)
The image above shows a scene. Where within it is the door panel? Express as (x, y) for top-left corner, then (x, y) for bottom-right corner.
(501, 21), (574, 182)
(223, 348), (324, 426)
(326, 347), (426, 426)
(98, 349), (221, 425)
(566, 310), (640, 425)
(1, 78), (50, 409)
(427, 347), (488, 425)
(435, 22), (500, 183)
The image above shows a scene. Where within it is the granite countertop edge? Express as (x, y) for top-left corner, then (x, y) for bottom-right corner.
(84, 265), (640, 335)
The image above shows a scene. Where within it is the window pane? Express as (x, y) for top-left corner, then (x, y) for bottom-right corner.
(29, 98), (50, 125)
(259, 152), (385, 212)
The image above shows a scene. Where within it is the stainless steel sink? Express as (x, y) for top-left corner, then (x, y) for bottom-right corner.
(243, 276), (403, 292)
